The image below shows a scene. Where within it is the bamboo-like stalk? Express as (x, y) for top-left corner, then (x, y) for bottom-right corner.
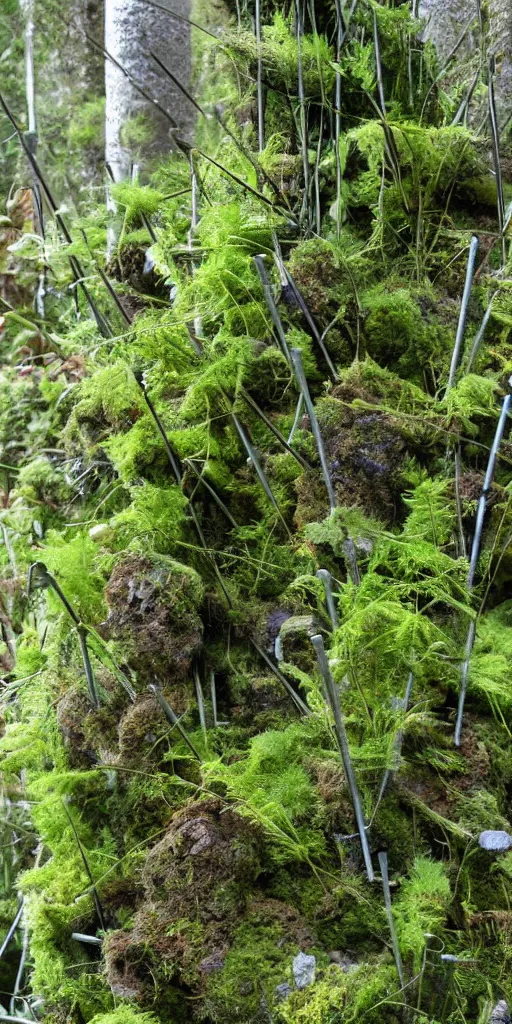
(272, 241), (339, 380)
(240, 388), (310, 470)
(0, 91), (112, 338)
(251, 639), (311, 715)
(194, 667), (208, 742)
(333, 0), (343, 238)
(454, 386), (512, 746)
(255, 0), (264, 151)
(0, 901), (23, 959)
(210, 670), (218, 727)
(311, 634), (374, 881)
(466, 292), (498, 373)
(291, 348), (336, 513)
(61, 799), (106, 930)
(231, 412), (292, 538)
(378, 850), (405, 988)
(148, 684), (203, 761)
(21, 0), (45, 316)
(136, 374), (232, 605)
(183, 459), (239, 527)
(253, 254), (292, 363)
(316, 569), (339, 629)
(445, 234), (479, 393)
(288, 394), (304, 444)
(375, 672), (414, 806)
(488, 58), (506, 266)
(294, 0), (310, 226)
(27, 562), (100, 708)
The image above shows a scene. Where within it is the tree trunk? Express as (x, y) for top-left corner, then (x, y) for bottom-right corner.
(418, 0), (512, 120)
(104, 0), (193, 186)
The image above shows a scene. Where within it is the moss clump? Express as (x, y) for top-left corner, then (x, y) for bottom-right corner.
(100, 554), (204, 683)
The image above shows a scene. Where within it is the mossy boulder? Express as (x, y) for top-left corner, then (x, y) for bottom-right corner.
(99, 554), (204, 684)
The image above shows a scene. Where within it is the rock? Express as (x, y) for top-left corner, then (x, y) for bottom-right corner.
(490, 1001), (511, 1024)
(275, 982), (293, 1001)
(292, 951), (316, 989)
(329, 951), (358, 972)
(478, 830), (512, 852)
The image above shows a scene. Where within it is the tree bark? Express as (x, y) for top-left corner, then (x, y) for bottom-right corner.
(104, 0), (193, 186)
(418, 0), (512, 120)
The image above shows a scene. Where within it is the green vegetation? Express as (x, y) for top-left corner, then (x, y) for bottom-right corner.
(2, 1), (512, 1024)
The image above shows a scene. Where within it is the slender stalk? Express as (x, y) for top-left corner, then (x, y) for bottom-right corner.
(312, 635), (373, 881)
(0, 902), (23, 959)
(27, 563), (100, 708)
(210, 670), (218, 728)
(61, 800), (106, 931)
(231, 412), (292, 538)
(454, 446), (467, 558)
(253, 254), (292, 363)
(375, 672), (414, 806)
(149, 684), (203, 761)
(71, 933), (103, 945)
(291, 348), (336, 513)
(240, 388), (310, 470)
(95, 262), (132, 325)
(255, 0), (264, 151)
(316, 569), (339, 629)
(183, 459), (239, 527)
(194, 667), (208, 742)
(466, 292), (498, 372)
(251, 639), (311, 715)
(294, 0), (310, 227)
(333, 0), (343, 238)
(136, 374), (232, 605)
(467, 390), (512, 590)
(373, 8), (386, 115)
(454, 387), (512, 746)
(0, 91), (112, 338)
(488, 58), (506, 265)
(378, 851), (405, 988)
(272, 244), (338, 379)
(445, 234), (479, 393)
(342, 537), (360, 585)
(288, 394), (304, 443)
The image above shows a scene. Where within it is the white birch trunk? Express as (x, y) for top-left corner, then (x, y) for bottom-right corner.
(104, 0), (193, 250)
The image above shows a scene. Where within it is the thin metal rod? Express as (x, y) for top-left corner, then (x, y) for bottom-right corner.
(291, 348), (336, 513)
(316, 569), (339, 629)
(378, 851), (405, 988)
(312, 634), (374, 881)
(454, 388), (512, 745)
(149, 684), (203, 760)
(446, 235), (479, 392)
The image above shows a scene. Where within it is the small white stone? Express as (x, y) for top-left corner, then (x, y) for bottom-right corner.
(478, 830), (512, 852)
(89, 523), (113, 544)
(293, 951), (316, 989)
